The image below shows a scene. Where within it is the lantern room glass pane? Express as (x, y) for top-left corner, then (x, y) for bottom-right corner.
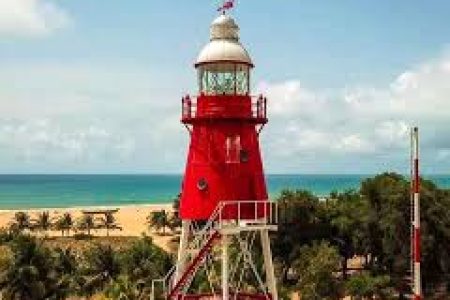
(198, 63), (250, 96)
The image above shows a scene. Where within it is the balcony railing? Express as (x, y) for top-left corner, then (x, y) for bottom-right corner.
(181, 95), (267, 124)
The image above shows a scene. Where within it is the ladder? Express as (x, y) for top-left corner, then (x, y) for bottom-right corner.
(168, 230), (221, 299)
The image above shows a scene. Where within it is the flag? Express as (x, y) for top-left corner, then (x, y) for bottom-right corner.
(218, 0), (234, 12)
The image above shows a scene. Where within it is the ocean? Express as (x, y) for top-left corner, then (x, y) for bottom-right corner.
(0, 174), (448, 210)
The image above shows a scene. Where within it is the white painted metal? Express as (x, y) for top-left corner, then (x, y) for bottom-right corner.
(174, 220), (191, 284)
(261, 229), (278, 300)
(414, 262), (422, 296)
(196, 40), (252, 66)
(414, 193), (420, 228)
(222, 234), (230, 300)
(196, 15), (253, 66)
(151, 200), (278, 299)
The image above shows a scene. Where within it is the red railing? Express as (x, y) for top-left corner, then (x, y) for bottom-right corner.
(181, 95), (267, 123)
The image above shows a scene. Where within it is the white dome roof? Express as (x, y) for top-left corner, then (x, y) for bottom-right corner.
(195, 15), (253, 67)
(196, 40), (252, 66)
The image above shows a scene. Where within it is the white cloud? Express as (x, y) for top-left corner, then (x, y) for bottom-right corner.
(259, 50), (450, 173)
(0, 62), (189, 173)
(0, 50), (449, 173)
(0, 0), (70, 37)
(0, 119), (135, 164)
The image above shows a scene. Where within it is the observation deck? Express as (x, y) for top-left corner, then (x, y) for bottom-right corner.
(181, 94), (268, 124)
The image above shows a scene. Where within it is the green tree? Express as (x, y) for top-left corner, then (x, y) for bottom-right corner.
(147, 210), (169, 235)
(77, 214), (96, 236)
(120, 235), (172, 295)
(294, 241), (341, 300)
(345, 272), (395, 300)
(52, 247), (79, 299)
(99, 212), (122, 237)
(54, 213), (74, 237)
(168, 195), (182, 234)
(0, 235), (59, 300)
(105, 276), (140, 300)
(9, 212), (31, 232)
(417, 179), (450, 295)
(32, 211), (53, 237)
(330, 190), (370, 279)
(79, 244), (121, 296)
(273, 190), (332, 285)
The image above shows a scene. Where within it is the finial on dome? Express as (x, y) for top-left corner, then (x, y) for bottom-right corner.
(210, 14), (239, 41)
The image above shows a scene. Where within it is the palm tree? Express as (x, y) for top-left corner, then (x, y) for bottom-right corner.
(32, 211), (53, 237)
(53, 247), (78, 297)
(98, 212), (122, 237)
(168, 195), (182, 234)
(77, 214), (96, 236)
(9, 211), (30, 232)
(0, 235), (58, 299)
(105, 276), (140, 300)
(147, 210), (169, 235)
(54, 213), (74, 237)
(79, 244), (121, 296)
(121, 235), (172, 294)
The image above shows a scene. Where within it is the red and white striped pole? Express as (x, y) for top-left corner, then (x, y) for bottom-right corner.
(412, 127), (422, 300)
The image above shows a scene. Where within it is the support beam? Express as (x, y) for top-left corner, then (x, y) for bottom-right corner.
(222, 234), (230, 300)
(175, 220), (191, 285)
(261, 230), (278, 300)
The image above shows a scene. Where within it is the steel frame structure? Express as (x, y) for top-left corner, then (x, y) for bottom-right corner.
(151, 201), (278, 300)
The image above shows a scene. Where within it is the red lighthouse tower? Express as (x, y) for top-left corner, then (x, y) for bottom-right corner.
(180, 14), (268, 221)
(152, 10), (278, 300)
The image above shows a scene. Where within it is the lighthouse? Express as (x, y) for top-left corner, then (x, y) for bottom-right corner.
(152, 9), (278, 300)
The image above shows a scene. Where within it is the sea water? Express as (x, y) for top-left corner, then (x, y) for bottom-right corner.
(0, 174), (448, 210)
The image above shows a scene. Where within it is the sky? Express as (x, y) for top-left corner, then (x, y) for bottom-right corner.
(0, 0), (449, 174)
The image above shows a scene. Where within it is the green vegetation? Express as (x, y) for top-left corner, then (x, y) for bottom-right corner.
(274, 172), (450, 299)
(0, 173), (448, 299)
(293, 241), (341, 299)
(54, 213), (74, 237)
(147, 202), (181, 235)
(0, 234), (171, 300)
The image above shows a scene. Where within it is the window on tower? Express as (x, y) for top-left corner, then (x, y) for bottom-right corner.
(225, 135), (241, 163)
(198, 63), (249, 96)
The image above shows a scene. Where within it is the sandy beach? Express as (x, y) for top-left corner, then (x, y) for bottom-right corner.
(0, 203), (175, 251)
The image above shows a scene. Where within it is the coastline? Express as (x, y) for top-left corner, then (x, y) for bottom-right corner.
(0, 203), (175, 250)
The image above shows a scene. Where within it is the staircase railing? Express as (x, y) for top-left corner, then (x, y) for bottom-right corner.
(151, 200), (278, 300)
(168, 230), (221, 299)
(151, 202), (225, 300)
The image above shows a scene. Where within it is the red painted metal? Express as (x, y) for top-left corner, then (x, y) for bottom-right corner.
(414, 159), (419, 193)
(182, 95), (267, 124)
(169, 231), (222, 299)
(180, 93), (269, 221)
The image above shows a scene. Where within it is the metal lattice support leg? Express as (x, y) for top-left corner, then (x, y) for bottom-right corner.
(222, 234), (230, 300)
(175, 220), (191, 285)
(261, 229), (278, 300)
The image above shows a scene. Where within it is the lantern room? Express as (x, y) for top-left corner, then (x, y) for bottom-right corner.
(195, 14), (253, 96)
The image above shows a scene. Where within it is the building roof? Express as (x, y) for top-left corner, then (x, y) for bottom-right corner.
(196, 14), (253, 67)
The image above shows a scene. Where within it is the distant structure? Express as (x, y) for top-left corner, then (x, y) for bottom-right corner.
(152, 6), (278, 300)
(411, 127), (421, 300)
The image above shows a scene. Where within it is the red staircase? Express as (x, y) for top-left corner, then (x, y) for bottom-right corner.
(168, 230), (222, 299)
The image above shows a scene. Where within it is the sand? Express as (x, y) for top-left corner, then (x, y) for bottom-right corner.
(0, 204), (176, 251)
